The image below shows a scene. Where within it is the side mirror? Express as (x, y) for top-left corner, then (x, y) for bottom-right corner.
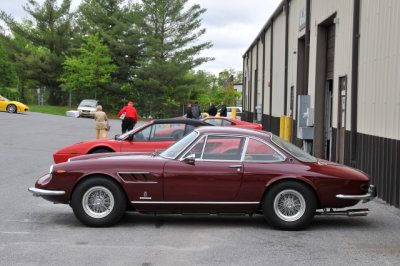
(182, 154), (195, 165)
(114, 134), (121, 140)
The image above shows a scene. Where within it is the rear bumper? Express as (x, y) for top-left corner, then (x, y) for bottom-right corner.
(336, 185), (376, 202)
(28, 187), (66, 197)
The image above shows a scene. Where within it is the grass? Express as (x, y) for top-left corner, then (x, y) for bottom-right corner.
(29, 105), (72, 116)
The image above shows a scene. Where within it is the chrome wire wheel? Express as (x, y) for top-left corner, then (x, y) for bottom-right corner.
(273, 189), (306, 222)
(82, 186), (115, 219)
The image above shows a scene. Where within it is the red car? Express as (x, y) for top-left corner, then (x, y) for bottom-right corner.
(53, 119), (211, 163)
(202, 117), (262, 130)
(29, 126), (376, 230)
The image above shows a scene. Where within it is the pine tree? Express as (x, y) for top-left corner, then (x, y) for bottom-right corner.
(133, 0), (213, 117)
(0, 0), (73, 105)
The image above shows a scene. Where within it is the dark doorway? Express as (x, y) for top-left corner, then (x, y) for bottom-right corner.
(295, 37), (306, 146)
(313, 17), (336, 159)
(324, 80), (333, 160)
(337, 76), (347, 164)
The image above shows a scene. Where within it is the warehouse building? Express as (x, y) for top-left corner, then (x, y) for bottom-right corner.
(242, 0), (400, 207)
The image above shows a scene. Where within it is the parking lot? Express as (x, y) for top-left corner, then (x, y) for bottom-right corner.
(1, 111), (400, 265)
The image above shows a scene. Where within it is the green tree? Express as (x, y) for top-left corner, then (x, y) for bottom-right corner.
(133, 0), (213, 117)
(59, 33), (117, 104)
(75, 0), (143, 93)
(0, 40), (17, 88)
(0, 0), (74, 105)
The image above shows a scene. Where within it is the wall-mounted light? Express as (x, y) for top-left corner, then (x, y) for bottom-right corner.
(333, 17), (340, 24)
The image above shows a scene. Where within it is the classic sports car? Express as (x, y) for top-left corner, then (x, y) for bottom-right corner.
(53, 119), (211, 163)
(202, 117), (262, 130)
(0, 95), (29, 113)
(29, 126), (376, 230)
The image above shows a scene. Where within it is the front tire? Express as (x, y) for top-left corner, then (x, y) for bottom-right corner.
(71, 177), (126, 227)
(90, 148), (113, 154)
(262, 181), (316, 230)
(7, 104), (17, 113)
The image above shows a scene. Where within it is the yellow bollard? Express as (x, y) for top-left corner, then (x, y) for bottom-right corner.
(284, 116), (292, 142)
(232, 108), (237, 119)
(280, 116), (285, 139)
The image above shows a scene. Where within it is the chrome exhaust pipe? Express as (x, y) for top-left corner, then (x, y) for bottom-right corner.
(316, 208), (369, 216)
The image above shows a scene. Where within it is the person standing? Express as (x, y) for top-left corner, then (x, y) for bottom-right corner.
(94, 105), (108, 139)
(207, 102), (217, 116)
(191, 100), (202, 119)
(186, 103), (193, 118)
(118, 101), (138, 134)
(220, 101), (227, 117)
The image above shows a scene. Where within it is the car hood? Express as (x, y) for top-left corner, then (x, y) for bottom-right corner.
(9, 101), (28, 108)
(69, 151), (152, 162)
(55, 138), (115, 153)
(53, 152), (167, 175)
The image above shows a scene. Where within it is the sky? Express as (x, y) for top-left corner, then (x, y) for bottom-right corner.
(0, 0), (281, 75)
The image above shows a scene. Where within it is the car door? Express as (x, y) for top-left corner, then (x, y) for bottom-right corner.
(238, 138), (287, 202)
(0, 97), (6, 111)
(119, 123), (185, 152)
(163, 135), (245, 202)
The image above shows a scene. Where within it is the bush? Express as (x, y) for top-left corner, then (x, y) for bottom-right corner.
(0, 88), (20, 100)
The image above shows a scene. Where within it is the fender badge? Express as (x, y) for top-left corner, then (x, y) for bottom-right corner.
(140, 191), (152, 200)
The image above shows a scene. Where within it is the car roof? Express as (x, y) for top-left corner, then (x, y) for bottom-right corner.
(152, 118), (212, 127)
(195, 126), (270, 138)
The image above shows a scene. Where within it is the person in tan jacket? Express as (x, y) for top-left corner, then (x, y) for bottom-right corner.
(94, 105), (108, 139)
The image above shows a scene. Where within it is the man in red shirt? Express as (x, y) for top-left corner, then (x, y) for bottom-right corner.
(118, 101), (138, 133)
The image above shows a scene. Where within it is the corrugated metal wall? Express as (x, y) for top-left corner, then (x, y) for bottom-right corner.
(271, 13), (286, 117)
(358, 0), (400, 140)
(263, 29), (272, 116)
(251, 45), (258, 113)
(257, 39), (264, 108)
(287, 0), (306, 118)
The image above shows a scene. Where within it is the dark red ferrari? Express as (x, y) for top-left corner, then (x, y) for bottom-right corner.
(29, 127), (376, 230)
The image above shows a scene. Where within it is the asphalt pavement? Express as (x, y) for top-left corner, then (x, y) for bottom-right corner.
(1, 111), (400, 265)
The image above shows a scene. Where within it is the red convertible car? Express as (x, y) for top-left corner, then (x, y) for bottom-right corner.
(53, 119), (211, 163)
(29, 127), (376, 230)
(202, 117), (262, 130)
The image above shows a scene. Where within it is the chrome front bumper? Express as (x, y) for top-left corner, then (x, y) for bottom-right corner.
(28, 187), (66, 197)
(336, 185), (376, 202)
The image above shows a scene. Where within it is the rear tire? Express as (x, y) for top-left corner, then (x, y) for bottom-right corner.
(262, 181), (316, 230)
(7, 104), (17, 113)
(71, 177), (126, 227)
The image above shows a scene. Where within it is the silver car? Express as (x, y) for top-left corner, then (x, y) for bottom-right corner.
(77, 99), (98, 118)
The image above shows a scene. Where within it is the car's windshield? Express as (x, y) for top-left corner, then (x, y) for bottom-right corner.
(271, 134), (317, 163)
(160, 131), (199, 159)
(0, 95), (10, 101)
(79, 100), (97, 107)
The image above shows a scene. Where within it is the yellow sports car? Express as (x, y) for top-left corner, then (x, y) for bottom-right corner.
(0, 95), (29, 113)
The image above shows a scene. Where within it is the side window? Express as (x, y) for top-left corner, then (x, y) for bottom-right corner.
(152, 123), (186, 141)
(221, 119), (234, 126)
(132, 125), (152, 141)
(244, 138), (285, 162)
(202, 136), (245, 161)
(187, 137), (205, 158)
(205, 118), (222, 126)
(184, 124), (196, 135)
